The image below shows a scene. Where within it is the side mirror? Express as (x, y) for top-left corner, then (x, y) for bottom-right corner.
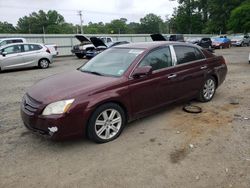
(1, 51), (7, 57)
(132, 66), (152, 78)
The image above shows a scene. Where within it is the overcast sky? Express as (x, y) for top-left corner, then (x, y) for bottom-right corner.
(0, 0), (179, 26)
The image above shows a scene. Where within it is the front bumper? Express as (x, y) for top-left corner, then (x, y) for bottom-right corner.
(20, 95), (86, 140)
(71, 49), (86, 55)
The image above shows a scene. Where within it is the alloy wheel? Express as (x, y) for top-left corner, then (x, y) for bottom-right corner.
(94, 109), (122, 140)
(203, 79), (215, 100)
(40, 59), (49, 69)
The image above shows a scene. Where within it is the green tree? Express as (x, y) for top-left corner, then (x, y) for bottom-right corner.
(0, 21), (16, 33)
(17, 10), (72, 34)
(205, 0), (243, 34)
(227, 1), (250, 33)
(138, 13), (164, 34)
(105, 18), (128, 34)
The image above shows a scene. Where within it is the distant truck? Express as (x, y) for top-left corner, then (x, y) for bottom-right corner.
(71, 35), (113, 58)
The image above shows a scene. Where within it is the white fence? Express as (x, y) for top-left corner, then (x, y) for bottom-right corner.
(0, 34), (213, 56)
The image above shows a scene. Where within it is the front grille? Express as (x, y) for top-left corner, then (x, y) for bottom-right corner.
(73, 45), (79, 50)
(22, 94), (41, 115)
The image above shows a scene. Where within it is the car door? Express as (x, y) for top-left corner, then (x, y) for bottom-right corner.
(22, 44), (41, 67)
(0, 44), (24, 70)
(128, 46), (176, 117)
(171, 45), (207, 100)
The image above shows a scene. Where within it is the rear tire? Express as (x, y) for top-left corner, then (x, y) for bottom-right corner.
(39, 59), (49, 69)
(87, 103), (126, 143)
(198, 76), (216, 102)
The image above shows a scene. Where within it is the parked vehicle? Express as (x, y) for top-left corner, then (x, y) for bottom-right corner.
(21, 42), (227, 143)
(45, 44), (58, 57)
(0, 38), (26, 47)
(249, 52), (250, 64)
(86, 37), (129, 59)
(212, 37), (231, 49)
(151, 33), (185, 42)
(190, 37), (212, 49)
(71, 35), (113, 59)
(230, 35), (250, 47)
(0, 43), (53, 71)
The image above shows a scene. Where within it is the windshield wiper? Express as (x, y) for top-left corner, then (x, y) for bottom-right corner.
(81, 70), (104, 76)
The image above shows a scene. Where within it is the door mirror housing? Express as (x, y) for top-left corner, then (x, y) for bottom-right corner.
(132, 66), (153, 78)
(1, 51), (7, 57)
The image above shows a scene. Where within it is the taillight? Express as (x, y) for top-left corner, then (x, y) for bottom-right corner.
(46, 48), (51, 54)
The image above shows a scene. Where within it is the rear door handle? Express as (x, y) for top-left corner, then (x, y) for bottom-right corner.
(168, 74), (177, 79)
(200, 65), (207, 70)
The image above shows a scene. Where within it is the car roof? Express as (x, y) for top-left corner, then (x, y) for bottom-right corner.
(114, 41), (200, 50)
(0, 42), (43, 49)
(0, 38), (26, 41)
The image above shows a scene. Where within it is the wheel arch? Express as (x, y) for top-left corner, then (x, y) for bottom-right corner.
(210, 74), (218, 88)
(38, 58), (51, 64)
(85, 100), (129, 138)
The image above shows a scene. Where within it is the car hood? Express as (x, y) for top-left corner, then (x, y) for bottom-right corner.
(75, 35), (91, 42)
(231, 38), (242, 42)
(90, 37), (107, 48)
(150, 33), (167, 41)
(27, 70), (119, 104)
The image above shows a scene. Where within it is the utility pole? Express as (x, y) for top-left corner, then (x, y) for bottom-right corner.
(77, 10), (83, 34)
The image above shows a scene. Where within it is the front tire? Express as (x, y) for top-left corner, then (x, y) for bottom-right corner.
(39, 59), (49, 69)
(87, 103), (126, 143)
(198, 76), (216, 102)
(75, 53), (84, 59)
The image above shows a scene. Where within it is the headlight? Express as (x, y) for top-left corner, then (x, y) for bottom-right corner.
(42, 99), (75, 116)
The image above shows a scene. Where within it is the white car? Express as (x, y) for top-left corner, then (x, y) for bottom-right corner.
(0, 43), (53, 71)
(0, 38), (27, 47)
(249, 52), (250, 63)
(45, 44), (59, 57)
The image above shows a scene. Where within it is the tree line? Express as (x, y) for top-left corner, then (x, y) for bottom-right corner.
(170, 0), (250, 34)
(0, 0), (249, 34)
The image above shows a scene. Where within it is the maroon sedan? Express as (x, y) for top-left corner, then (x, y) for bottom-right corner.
(21, 42), (227, 143)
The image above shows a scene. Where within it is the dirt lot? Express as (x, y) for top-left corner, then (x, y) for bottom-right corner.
(0, 47), (250, 188)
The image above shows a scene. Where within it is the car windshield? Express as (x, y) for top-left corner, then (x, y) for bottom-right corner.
(80, 48), (144, 77)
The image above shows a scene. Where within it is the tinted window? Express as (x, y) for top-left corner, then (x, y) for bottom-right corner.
(174, 46), (204, 64)
(12, 39), (23, 43)
(107, 38), (112, 43)
(139, 47), (172, 71)
(2, 45), (22, 54)
(0, 40), (7, 47)
(24, 44), (42, 52)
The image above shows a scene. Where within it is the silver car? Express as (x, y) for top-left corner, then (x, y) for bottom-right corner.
(0, 43), (53, 71)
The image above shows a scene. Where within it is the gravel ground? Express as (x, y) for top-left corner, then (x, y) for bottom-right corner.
(0, 47), (250, 188)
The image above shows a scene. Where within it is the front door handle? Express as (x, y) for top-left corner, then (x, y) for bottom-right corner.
(200, 65), (207, 70)
(168, 74), (177, 79)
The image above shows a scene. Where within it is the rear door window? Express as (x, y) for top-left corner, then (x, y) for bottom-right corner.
(174, 46), (205, 65)
(23, 44), (42, 52)
(107, 38), (112, 43)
